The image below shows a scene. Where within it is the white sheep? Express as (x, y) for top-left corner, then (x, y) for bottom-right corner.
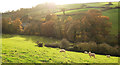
(60, 49), (65, 52)
(106, 55), (110, 58)
(84, 51), (88, 54)
(88, 51), (95, 58)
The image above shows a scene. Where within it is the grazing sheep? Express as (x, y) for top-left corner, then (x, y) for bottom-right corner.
(60, 49), (65, 52)
(106, 55), (110, 58)
(84, 51), (88, 54)
(88, 52), (95, 58)
(37, 42), (43, 47)
(36, 41), (43, 47)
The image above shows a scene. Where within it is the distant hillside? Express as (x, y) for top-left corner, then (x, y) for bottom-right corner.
(2, 2), (119, 20)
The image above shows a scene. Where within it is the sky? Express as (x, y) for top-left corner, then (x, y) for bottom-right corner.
(0, 0), (119, 12)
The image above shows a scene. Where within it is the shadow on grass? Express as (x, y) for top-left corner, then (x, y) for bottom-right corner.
(39, 59), (50, 62)
(18, 34), (61, 45)
(2, 34), (16, 38)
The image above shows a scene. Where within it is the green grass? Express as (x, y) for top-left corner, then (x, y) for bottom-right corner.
(84, 2), (118, 7)
(56, 2), (118, 9)
(0, 35), (1, 65)
(2, 34), (119, 63)
(102, 9), (119, 35)
(55, 8), (100, 15)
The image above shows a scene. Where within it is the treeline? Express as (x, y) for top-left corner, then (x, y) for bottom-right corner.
(2, 9), (118, 45)
(25, 9), (118, 46)
(3, 3), (57, 22)
(2, 18), (23, 34)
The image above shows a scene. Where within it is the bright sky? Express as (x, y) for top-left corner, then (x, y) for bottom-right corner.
(0, 0), (119, 12)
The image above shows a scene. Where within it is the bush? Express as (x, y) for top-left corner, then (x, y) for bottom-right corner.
(44, 43), (60, 48)
(105, 34), (118, 46)
(108, 2), (113, 5)
(71, 42), (119, 56)
(98, 43), (119, 55)
(60, 38), (70, 49)
(88, 42), (98, 52)
(73, 42), (97, 52)
(72, 43), (86, 52)
(114, 45), (120, 55)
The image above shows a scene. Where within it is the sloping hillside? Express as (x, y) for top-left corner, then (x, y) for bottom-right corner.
(2, 34), (118, 63)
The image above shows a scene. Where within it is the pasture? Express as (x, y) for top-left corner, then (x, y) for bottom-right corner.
(1, 2), (119, 64)
(57, 2), (118, 9)
(2, 34), (119, 63)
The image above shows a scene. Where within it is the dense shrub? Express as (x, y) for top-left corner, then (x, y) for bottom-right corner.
(73, 42), (97, 52)
(88, 42), (98, 52)
(108, 2), (113, 5)
(114, 45), (120, 55)
(98, 43), (119, 55)
(71, 42), (119, 56)
(105, 34), (118, 46)
(60, 38), (70, 49)
(73, 42), (90, 51)
(44, 43), (60, 48)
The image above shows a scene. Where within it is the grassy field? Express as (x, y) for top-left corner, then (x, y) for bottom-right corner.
(0, 35), (2, 65)
(102, 9), (119, 35)
(55, 8), (101, 15)
(2, 34), (119, 63)
(57, 2), (118, 9)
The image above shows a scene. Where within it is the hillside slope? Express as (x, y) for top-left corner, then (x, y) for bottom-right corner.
(2, 34), (118, 63)
(102, 9), (119, 35)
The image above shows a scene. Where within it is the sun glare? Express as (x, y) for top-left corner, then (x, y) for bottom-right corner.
(0, 0), (119, 12)
(39, 0), (76, 5)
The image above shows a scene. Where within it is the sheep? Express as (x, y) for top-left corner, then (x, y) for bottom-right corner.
(37, 42), (43, 47)
(60, 49), (65, 52)
(36, 41), (43, 47)
(88, 52), (95, 58)
(84, 51), (88, 54)
(106, 55), (110, 58)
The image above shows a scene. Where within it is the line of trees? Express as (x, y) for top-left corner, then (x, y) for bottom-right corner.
(2, 9), (118, 46)
(2, 18), (23, 34)
(23, 9), (115, 44)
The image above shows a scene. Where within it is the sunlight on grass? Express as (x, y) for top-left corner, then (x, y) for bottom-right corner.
(55, 8), (100, 15)
(2, 34), (119, 63)
(102, 9), (119, 35)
